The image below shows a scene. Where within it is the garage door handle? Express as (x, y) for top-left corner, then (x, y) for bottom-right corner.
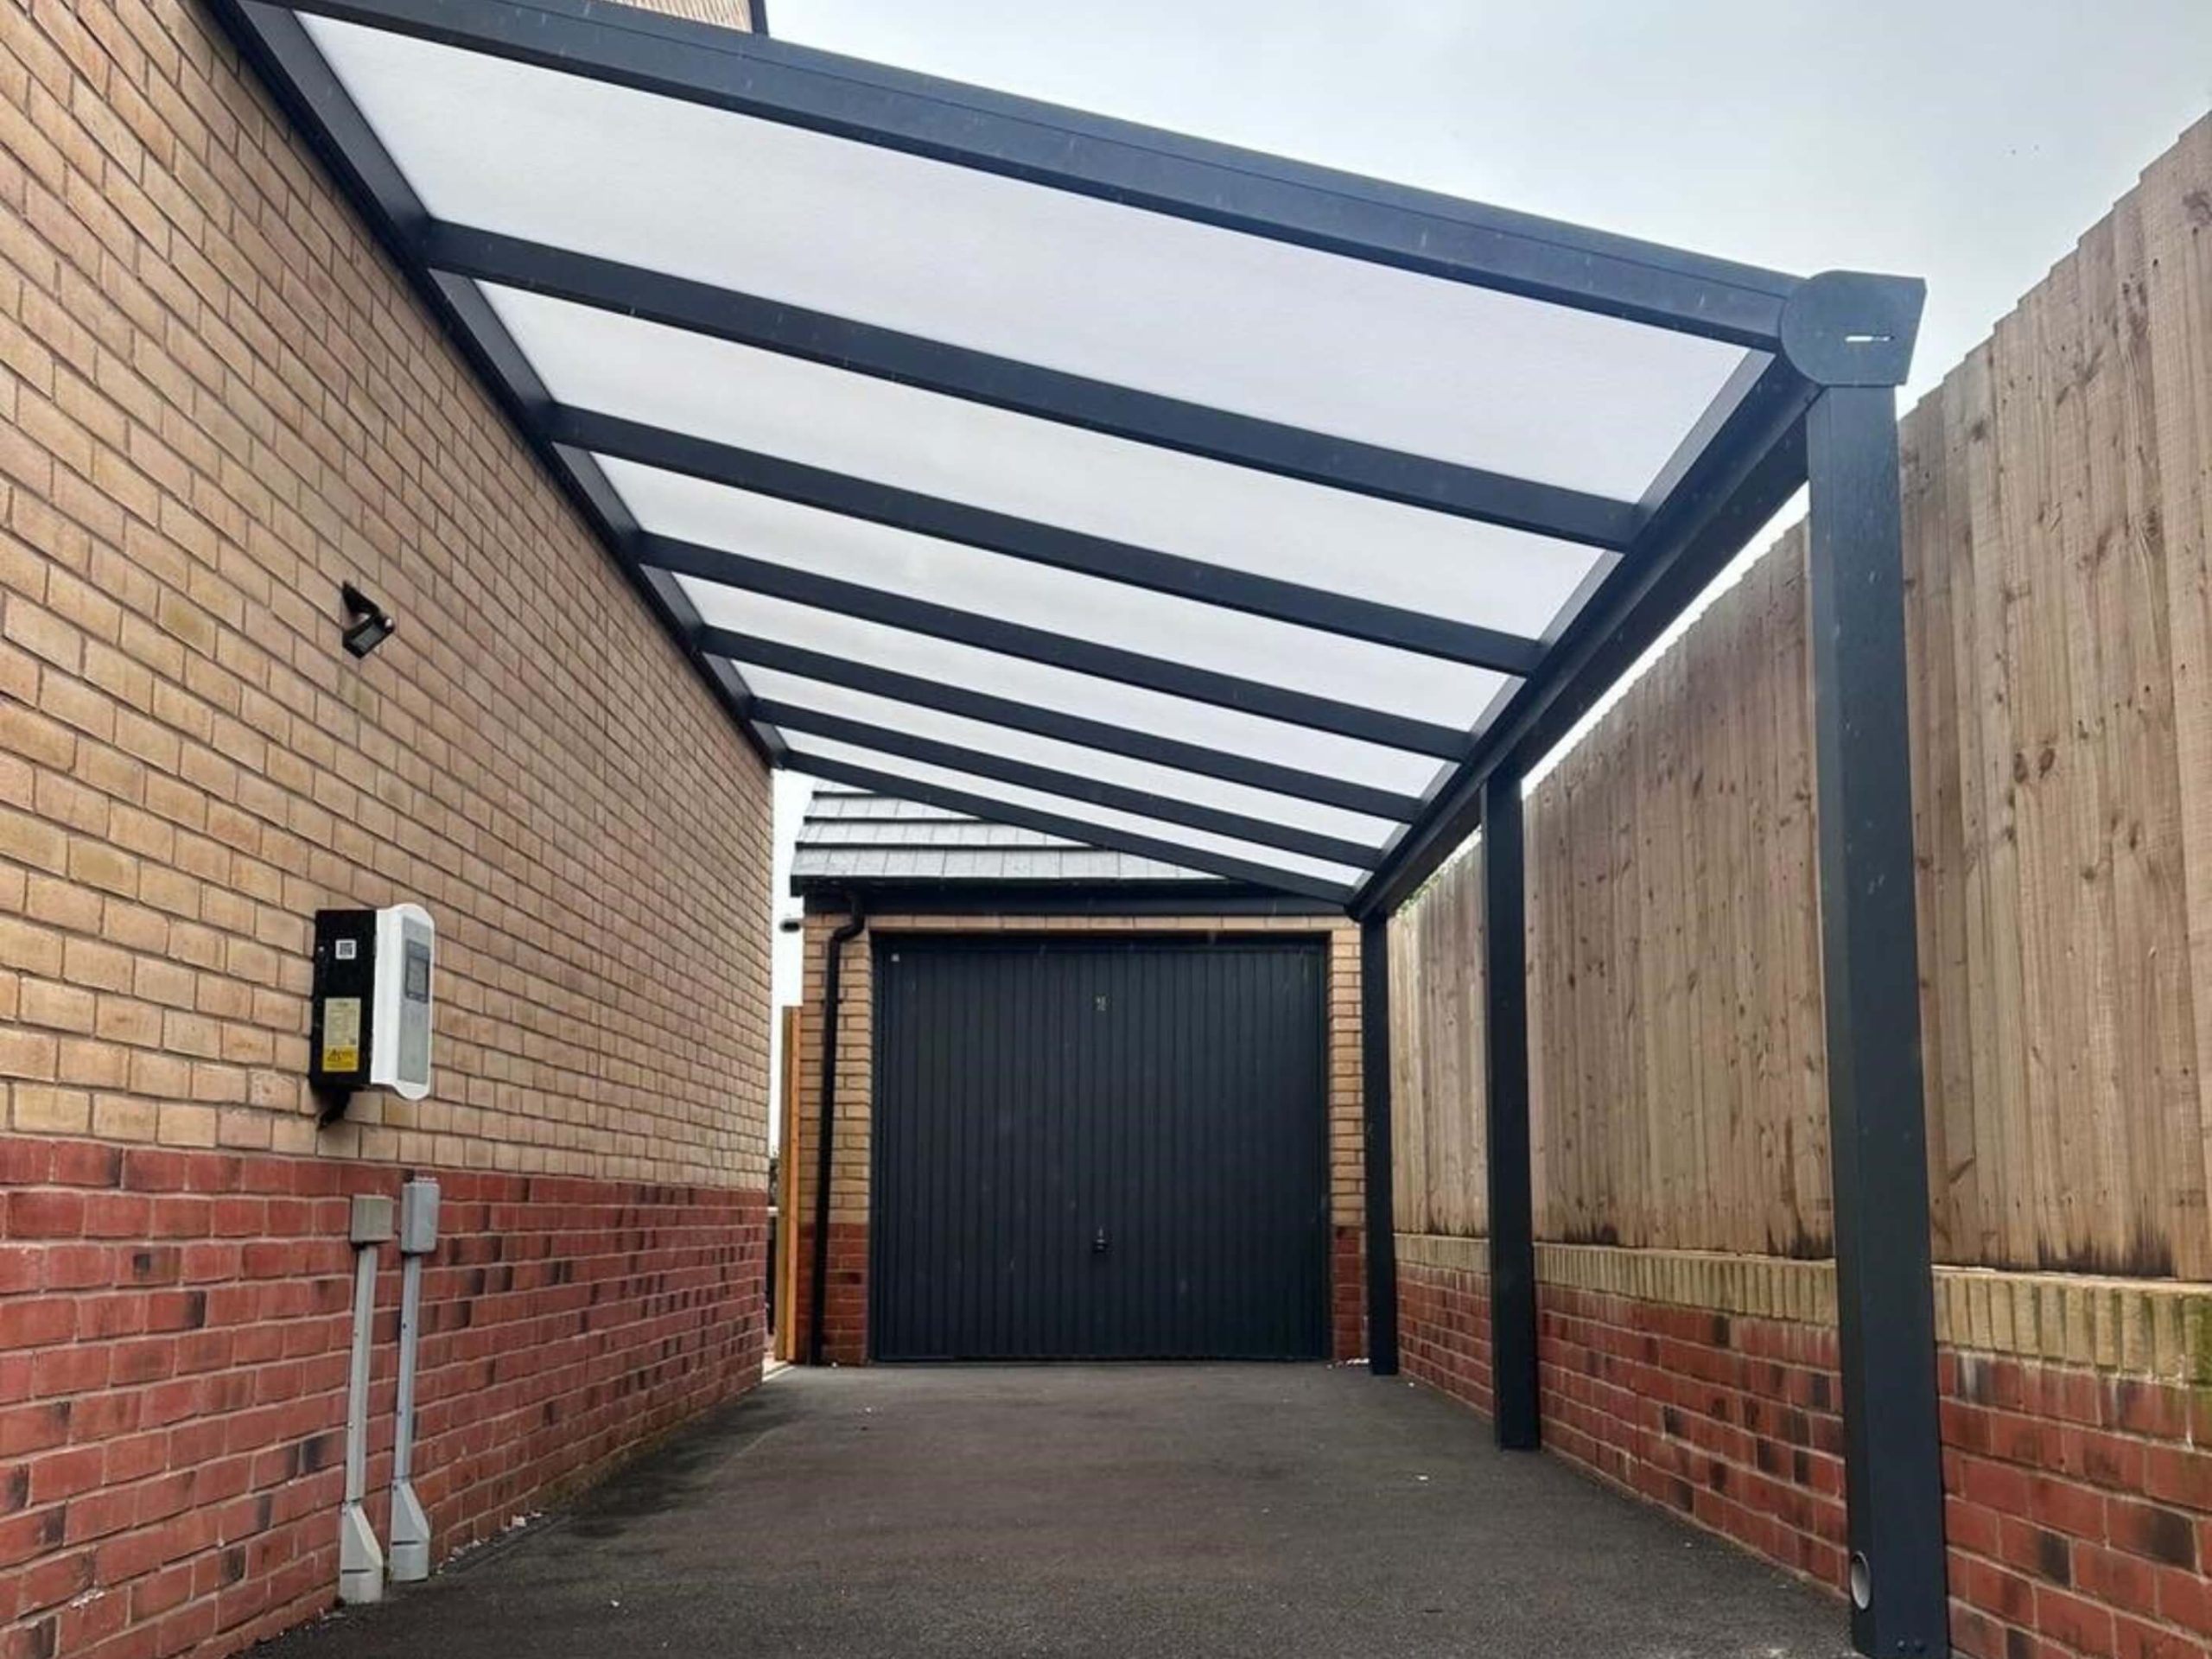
(1092, 1228), (1109, 1255)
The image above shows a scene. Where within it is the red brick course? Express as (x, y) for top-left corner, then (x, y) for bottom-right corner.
(1331, 1224), (1363, 1363)
(1399, 1245), (2212, 1657)
(1399, 1250), (1493, 1421)
(1942, 1351), (2212, 1659)
(0, 1135), (765, 1659)
(787, 1219), (868, 1367)
(1538, 1281), (1848, 1591)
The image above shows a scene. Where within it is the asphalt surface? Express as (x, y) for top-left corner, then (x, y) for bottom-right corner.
(253, 1364), (1853, 1658)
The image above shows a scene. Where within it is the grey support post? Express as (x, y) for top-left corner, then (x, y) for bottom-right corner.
(1480, 772), (1540, 1451)
(1787, 272), (1949, 1657)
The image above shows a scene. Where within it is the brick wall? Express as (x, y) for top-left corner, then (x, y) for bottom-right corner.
(1535, 1261), (1847, 1592)
(786, 1219), (865, 1367)
(1396, 1233), (1492, 1420)
(0, 1138), (764, 1657)
(1398, 1239), (2212, 1657)
(0, 0), (771, 1180)
(0, 0), (772, 1653)
(790, 911), (1364, 1364)
(1331, 1224), (1363, 1364)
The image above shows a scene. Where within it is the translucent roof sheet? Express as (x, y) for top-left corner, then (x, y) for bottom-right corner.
(306, 14), (1752, 498)
(218, 0), (1827, 906)
(628, 461), (1505, 720)
(493, 285), (1611, 633)
(696, 589), (1452, 794)
(740, 666), (1399, 847)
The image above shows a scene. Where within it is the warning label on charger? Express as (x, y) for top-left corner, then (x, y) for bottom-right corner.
(322, 997), (362, 1072)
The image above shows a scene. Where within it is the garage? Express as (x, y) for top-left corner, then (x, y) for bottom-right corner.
(871, 936), (1329, 1361)
(781, 785), (1367, 1368)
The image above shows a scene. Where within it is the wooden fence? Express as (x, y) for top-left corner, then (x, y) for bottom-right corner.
(1388, 846), (1488, 1238)
(1390, 115), (2212, 1279)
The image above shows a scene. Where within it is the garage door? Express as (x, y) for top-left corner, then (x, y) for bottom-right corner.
(871, 937), (1329, 1362)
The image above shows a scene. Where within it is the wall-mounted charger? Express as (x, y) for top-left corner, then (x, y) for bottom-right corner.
(310, 904), (435, 1122)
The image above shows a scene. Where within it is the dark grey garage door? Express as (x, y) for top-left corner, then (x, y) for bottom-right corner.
(871, 937), (1329, 1362)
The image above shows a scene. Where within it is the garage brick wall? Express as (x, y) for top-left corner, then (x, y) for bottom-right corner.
(790, 910), (1365, 1364)
(0, 2), (772, 1655)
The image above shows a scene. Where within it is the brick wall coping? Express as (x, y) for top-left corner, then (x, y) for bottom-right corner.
(1398, 1235), (2212, 1385)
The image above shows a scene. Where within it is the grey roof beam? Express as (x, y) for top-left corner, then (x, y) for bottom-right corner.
(706, 629), (1433, 825)
(643, 535), (1472, 759)
(426, 225), (1643, 553)
(556, 405), (1567, 667)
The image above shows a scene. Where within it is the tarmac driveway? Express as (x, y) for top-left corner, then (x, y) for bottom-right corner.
(253, 1363), (1851, 1658)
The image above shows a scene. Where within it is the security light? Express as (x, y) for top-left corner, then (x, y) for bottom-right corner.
(340, 582), (394, 658)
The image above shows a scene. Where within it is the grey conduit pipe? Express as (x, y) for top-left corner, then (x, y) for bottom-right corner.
(388, 1179), (439, 1582)
(808, 893), (866, 1366)
(338, 1196), (388, 1605)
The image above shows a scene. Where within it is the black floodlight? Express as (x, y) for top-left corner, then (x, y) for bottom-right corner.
(340, 582), (395, 658)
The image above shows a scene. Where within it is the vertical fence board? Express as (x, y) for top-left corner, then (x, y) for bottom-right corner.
(2143, 120), (2212, 1275)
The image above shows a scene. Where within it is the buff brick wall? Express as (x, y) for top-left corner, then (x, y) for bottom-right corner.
(0, 1), (770, 1655)
(1397, 1239), (2212, 1658)
(789, 911), (1365, 1364)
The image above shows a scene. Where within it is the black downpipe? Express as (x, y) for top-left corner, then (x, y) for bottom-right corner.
(807, 894), (867, 1365)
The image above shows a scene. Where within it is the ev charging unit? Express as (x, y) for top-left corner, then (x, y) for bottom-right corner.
(388, 1179), (440, 1582)
(310, 903), (435, 1118)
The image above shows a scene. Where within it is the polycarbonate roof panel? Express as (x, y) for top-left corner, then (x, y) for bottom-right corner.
(493, 287), (1611, 633)
(218, 0), (1820, 904)
(304, 13), (1755, 499)
(742, 666), (1400, 845)
(700, 594), (1453, 795)
(626, 462), (1504, 720)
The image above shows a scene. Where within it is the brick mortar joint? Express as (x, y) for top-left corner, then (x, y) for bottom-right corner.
(1396, 1234), (2212, 1384)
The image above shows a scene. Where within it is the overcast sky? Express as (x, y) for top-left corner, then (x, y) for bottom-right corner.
(761, 0), (2212, 1029)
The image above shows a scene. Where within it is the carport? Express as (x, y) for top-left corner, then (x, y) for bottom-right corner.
(214, 3), (1946, 1651)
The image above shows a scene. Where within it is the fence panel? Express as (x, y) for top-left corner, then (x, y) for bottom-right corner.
(1389, 116), (2212, 1278)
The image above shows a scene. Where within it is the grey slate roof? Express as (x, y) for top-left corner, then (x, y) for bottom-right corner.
(791, 785), (1221, 888)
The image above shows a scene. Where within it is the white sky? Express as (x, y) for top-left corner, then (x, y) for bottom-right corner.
(762, 0), (2212, 1046)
